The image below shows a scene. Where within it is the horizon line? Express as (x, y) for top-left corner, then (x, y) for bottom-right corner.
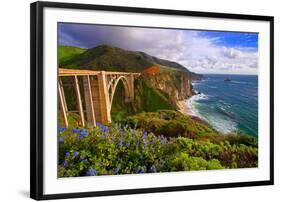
(194, 72), (258, 76)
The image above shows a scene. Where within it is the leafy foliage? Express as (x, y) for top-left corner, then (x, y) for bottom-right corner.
(169, 153), (224, 171)
(58, 122), (257, 177)
(124, 110), (216, 139)
(123, 110), (258, 146)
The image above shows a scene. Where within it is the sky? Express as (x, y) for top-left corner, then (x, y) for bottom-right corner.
(58, 23), (259, 75)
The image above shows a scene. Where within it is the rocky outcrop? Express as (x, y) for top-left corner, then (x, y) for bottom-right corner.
(143, 71), (195, 109)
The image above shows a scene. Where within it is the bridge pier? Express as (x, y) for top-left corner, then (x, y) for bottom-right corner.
(86, 72), (111, 125)
(129, 74), (135, 102)
(97, 71), (111, 124)
(73, 76), (85, 127)
(58, 79), (68, 127)
(83, 75), (96, 127)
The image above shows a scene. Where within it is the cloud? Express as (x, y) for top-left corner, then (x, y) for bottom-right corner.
(222, 47), (242, 59)
(59, 23), (258, 75)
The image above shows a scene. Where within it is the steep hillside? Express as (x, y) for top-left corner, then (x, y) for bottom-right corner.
(136, 51), (198, 78)
(60, 45), (152, 72)
(58, 46), (86, 66)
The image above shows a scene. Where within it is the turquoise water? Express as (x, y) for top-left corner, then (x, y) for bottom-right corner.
(188, 74), (258, 137)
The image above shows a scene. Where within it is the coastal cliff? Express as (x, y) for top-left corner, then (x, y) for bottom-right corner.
(141, 70), (195, 111)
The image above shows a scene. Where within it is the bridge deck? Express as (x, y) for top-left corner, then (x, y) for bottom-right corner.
(59, 68), (141, 76)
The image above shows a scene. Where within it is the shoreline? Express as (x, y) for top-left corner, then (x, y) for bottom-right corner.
(177, 82), (199, 117)
(177, 99), (193, 116)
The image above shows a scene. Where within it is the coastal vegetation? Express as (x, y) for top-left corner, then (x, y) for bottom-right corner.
(58, 118), (257, 177)
(58, 45), (258, 177)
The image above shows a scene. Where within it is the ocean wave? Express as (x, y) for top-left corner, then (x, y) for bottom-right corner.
(192, 79), (207, 85)
(206, 115), (237, 134)
(231, 81), (248, 85)
(191, 93), (209, 101)
(186, 94), (237, 134)
(191, 82), (201, 86)
(185, 93), (209, 118)
(217, 106), (235, 119)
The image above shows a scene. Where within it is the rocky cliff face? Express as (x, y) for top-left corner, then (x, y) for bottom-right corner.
(142, 71), (194, 109)
(180, 74), (193, 99)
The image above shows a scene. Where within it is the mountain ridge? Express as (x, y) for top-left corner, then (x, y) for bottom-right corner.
(59, 44), (200, 79)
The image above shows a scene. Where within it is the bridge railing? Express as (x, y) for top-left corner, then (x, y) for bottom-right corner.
(59, 68), (141, 76)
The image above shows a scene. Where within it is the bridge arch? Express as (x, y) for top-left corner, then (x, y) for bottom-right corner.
(58, 68), (141, 127)
(107, 75), (132, 111)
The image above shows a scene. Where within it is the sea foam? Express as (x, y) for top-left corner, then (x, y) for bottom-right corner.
(186, 93), (237, 134)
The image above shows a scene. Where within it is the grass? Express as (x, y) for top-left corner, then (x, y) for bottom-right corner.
(61, 44), (153, 71)
(59, 45), (86, 66)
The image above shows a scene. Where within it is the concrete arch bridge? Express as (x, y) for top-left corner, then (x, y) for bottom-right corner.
(58, 68), (141, 127)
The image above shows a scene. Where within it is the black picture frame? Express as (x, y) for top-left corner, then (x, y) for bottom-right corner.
(30, 1), (274, 200)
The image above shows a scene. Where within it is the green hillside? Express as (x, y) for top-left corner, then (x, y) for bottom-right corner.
(58, 46), (86, 66)
(60, 44), (153, 72)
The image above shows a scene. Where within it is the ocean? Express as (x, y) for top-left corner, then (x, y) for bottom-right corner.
(187, 74), (258, 137)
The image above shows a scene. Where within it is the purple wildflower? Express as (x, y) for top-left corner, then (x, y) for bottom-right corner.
(101, 126), (109, 133)
(65, 152), (70, 157)
(59, 137), (65, 142)
(143, 140), (147, 147)
(96, 122), (103, 127)
(86, 168), (97, 176)
(142, 130), (147, 138)
(96, 122), (109, 132)
(125, 142), (130, 148)
(74, 151), (80, 157)
(72, 128), (80, 133)
(131, 131), (136, 137)
(58, 127), (67, 133)
(158, 134), (167, 144)
(78, 130), (89, 139)
(82, 159), (88, 164)
(118, 139), (123, 147)
(62, 160), (68, 167)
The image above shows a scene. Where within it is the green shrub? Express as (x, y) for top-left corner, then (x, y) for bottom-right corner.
(169, 153), (224, 171)
(58, 123), (258, 177)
